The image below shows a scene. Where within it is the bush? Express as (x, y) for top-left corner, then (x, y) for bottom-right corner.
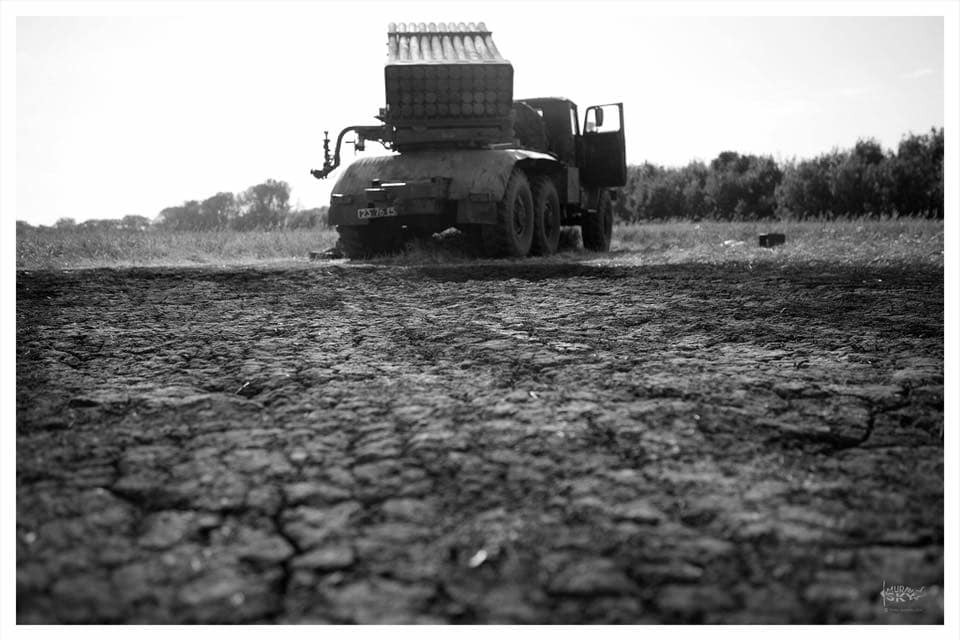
(619, 128), (943, 221)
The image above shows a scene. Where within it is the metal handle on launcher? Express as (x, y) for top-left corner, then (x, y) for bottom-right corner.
(311, 126), (385, 180)
(310, 130), (335, 180)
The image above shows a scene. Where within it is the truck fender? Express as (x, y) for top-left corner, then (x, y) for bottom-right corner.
(330, 149), (561, 203)
(329, 149), (561, 225)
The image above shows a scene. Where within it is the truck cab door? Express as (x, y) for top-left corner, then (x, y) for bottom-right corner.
(581, 103), (626, 187)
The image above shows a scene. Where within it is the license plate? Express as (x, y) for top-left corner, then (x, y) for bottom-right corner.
(357, 206), (398, 219)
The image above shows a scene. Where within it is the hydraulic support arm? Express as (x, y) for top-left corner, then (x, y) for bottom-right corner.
(310, 125), (390, 180)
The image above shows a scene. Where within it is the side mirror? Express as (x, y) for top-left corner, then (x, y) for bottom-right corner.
(585, 106), (604, 133)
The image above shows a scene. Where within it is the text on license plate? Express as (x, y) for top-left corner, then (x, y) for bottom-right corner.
(357, 207), (398, 219)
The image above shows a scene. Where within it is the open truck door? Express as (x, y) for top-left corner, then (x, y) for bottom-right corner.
(581, 103), (626, 187)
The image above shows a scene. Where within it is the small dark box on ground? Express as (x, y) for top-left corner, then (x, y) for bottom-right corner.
(310, 247), (343, 260)
(759, 233), (785, 247)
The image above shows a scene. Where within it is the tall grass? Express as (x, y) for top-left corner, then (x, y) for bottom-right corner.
(16, 227), (339, 270)
(610, 217), (943, 268)
(15, 218), (943, 270)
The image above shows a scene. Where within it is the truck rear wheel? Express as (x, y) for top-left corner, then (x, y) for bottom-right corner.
(482, 169), (534, 258)
(336, 224), (403, 259)
(581, 190), (613, 252)
(530, 176), (561, 256)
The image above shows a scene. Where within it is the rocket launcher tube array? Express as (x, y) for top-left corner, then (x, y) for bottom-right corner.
(384, 63), (513, 121)
(386, 21), (505, 63)
(383, 22), (513, 124)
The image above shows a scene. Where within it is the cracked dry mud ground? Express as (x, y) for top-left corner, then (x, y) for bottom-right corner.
(16, 260), (943, 624)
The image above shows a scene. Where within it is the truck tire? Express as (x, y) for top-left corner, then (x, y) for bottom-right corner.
(482, 169), (534, 257)
(530, 176), (561, 256)
(336, 224), (403, 259)
(581, 190), (613, 252)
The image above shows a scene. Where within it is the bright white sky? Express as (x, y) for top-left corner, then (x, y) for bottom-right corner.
(9, 2), (949, 225)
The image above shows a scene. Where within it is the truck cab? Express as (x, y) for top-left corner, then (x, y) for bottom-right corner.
(513, 97), (627, 211)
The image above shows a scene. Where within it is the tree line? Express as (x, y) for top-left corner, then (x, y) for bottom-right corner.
(615, 128), (943, 221)
(152, 179), (328, 231)
(18, 128), (943, 231)
(27, 179), (330, 232)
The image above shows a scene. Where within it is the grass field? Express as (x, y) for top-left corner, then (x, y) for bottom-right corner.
(15, 227), (340, 270)
(15, 218), (943, 270)
(610, 218), (943, 268)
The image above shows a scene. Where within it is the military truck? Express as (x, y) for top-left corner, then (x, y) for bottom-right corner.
(311, 22), (626, 259)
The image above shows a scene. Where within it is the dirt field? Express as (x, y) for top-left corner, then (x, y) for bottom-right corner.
(16, 255), (943, 623)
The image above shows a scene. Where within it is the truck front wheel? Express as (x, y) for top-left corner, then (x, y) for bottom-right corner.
(482, 169), (534, 258)
(581, 190), (613, 252)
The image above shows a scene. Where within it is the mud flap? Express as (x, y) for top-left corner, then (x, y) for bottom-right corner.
(456, 201), (497, 225)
